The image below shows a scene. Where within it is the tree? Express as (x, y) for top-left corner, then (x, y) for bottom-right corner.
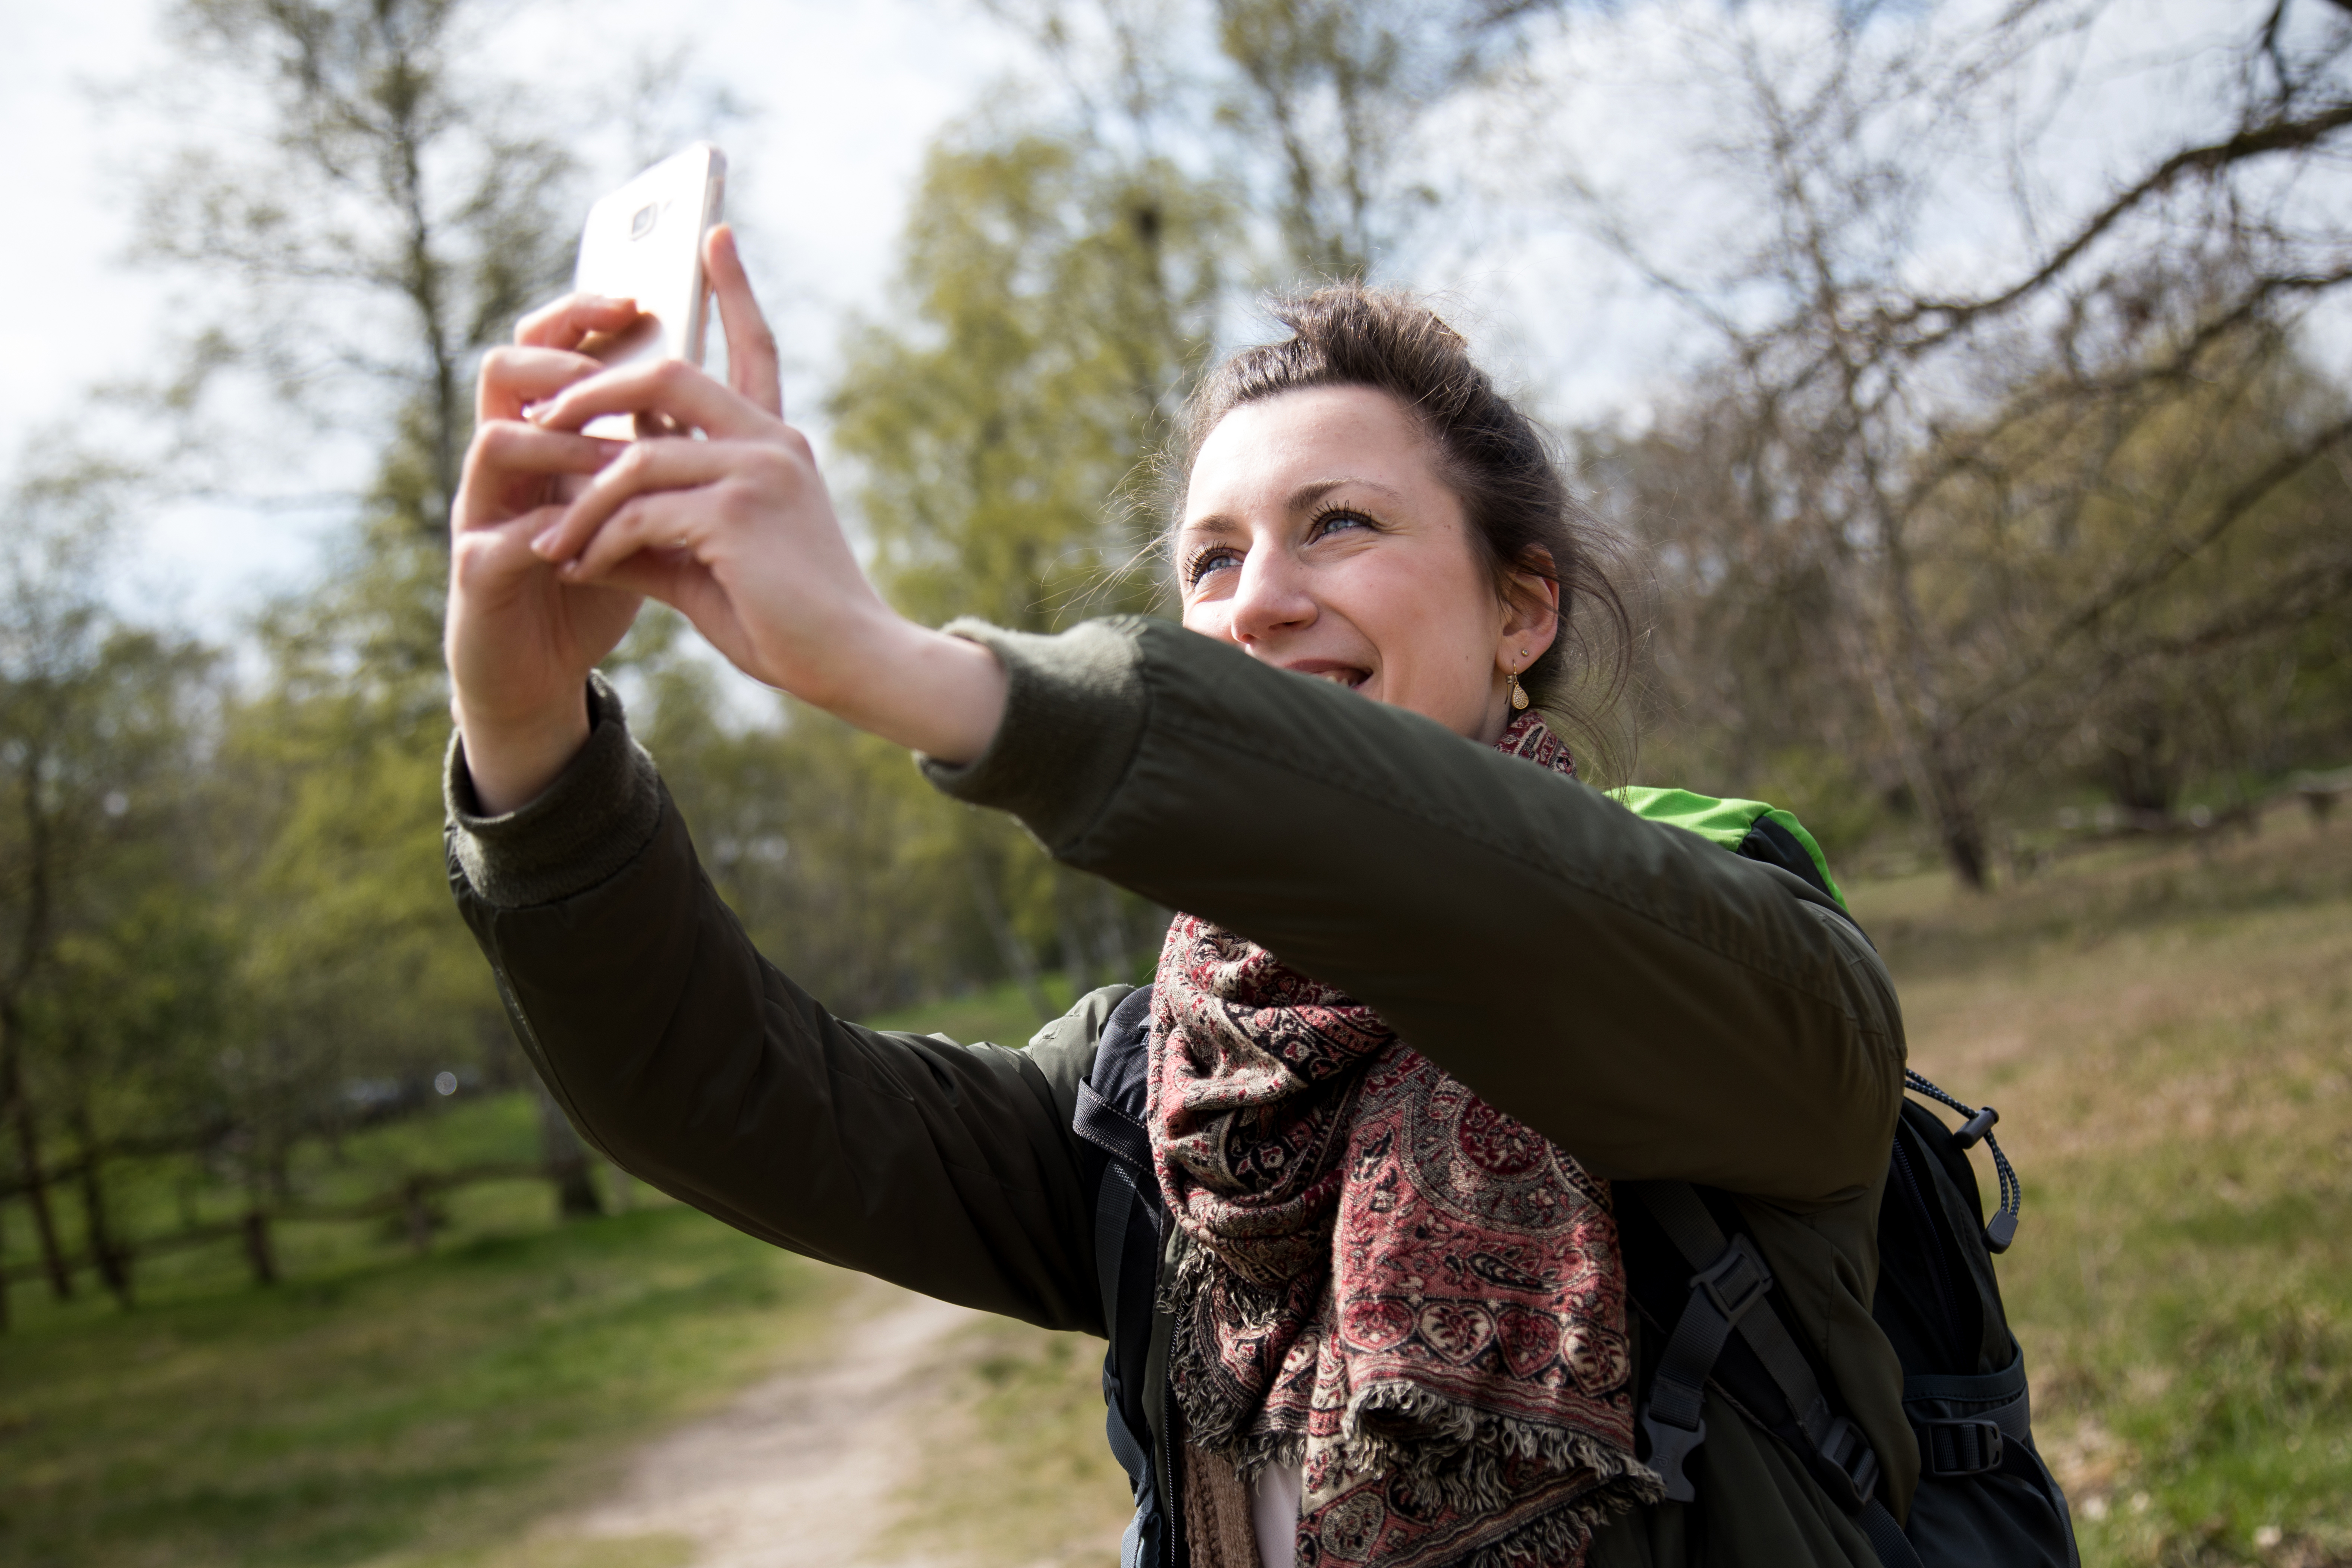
(1209, 0), (1555, 278)
(1549, 0), (2352, 883)
(0, 456), (217, 1322)
(983, 0), (1558, 281)
(128, 0), (691, 1216)
(139, 0), (580, 537)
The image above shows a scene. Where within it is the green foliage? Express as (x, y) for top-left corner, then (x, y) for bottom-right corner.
(205, 514), (506, 1192)
(622, 626), (995, 1016)
(806, 123), (1236, 1012)
(832, 131), (1229, 631)
(1913, 336), (2352, 819)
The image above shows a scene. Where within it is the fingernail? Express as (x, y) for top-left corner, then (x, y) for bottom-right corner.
(531, 525), (563, 557)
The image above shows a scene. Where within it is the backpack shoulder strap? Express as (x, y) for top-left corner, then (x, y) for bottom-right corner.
(1630, 1180), (1924, 1568)
(1076, 986), (1173, 1568)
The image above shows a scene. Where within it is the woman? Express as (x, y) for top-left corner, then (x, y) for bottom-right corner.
(442, 225), (1910, 1568)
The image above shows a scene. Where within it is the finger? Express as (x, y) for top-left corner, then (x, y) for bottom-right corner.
(582, 541), (707, 606)
(587, 549), (749, 669)
(704, 225), (783, 417)
(558, 488), (715, 584)
(458, 422), (622, 530)
(449, 502), (569, 611)
(478, 344), (618, 424)
(531, 355), (776, 443)
(516, 292), (643, 349)
(530, 436), (742, 562)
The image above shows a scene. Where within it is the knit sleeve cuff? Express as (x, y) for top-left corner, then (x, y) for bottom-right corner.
(444, 671), (665, 909)
(916, 616), (1150, 854)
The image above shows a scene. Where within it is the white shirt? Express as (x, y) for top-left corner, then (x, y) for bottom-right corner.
(1251, 1459), (1304, 1568)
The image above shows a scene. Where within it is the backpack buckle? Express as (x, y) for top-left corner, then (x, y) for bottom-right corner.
(1918, 1416), (2005, 1477)
(1691, 1234), (1772, 1325)
(1639, 1405), (1706, 1503)
(1818, 1415), (1883, 1509)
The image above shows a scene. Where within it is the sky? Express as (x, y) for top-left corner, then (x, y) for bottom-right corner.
(2, 0), (2325, 657)
(0, 0), (1024, 637)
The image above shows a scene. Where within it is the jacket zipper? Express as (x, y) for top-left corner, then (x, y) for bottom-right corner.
(1159, 1347), (1185, 1568)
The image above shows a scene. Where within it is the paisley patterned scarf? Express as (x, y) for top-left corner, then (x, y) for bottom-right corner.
(1148, 711), (1661, 1568)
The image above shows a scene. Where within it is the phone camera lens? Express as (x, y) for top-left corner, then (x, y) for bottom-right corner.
(629, 202), (659, 240)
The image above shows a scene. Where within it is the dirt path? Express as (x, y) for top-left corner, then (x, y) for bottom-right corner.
(560, 1277), (987, 1568)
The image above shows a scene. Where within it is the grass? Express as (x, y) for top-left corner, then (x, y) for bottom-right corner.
(0, 1187), (847, 1568)
(5, 821), (2347, 1567)
(1851, 807), (2352, 1566)
(882, 1319), (1134, 1568)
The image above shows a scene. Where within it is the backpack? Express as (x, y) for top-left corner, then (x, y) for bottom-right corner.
(1073, 790), (2080, 1568)
(1615, 788), (2080, 1567)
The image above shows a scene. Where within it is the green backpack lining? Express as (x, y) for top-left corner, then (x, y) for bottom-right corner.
(1616, 786), (1850, 914)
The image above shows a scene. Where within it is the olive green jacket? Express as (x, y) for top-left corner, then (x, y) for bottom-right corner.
(444, 616), (1913, 1567)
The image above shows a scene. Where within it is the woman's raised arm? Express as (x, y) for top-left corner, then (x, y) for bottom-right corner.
(444, 675), (1112, 1329)
(920, 616), (1906, 1209)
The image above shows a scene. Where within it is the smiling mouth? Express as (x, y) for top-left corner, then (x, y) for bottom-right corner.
(1299, 666), (1371, 691)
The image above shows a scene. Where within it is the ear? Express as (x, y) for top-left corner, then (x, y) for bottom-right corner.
(1496, 548), (1561, 670)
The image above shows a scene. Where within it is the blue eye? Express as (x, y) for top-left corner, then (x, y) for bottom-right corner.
(1311, 506), (1377, 538)
(1184, 546), (1241, 587)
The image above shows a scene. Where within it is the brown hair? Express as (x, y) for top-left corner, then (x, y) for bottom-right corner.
(1166, 283), (1638, 781)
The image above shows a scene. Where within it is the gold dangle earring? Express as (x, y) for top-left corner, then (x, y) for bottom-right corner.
(1507, 659), (1529, 711)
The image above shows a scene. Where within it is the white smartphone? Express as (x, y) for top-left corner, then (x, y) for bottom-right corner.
(570, 142), (728, 438)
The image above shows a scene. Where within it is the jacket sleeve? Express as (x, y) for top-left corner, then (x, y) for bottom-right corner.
(445, 675), (1110, 1334)
(921, 617), (1906, 1206)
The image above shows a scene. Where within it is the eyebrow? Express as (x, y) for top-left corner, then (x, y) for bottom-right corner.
(1180, 475), (1409, 536)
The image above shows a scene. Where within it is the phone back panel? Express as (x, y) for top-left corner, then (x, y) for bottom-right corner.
(572, 144), (727, 437)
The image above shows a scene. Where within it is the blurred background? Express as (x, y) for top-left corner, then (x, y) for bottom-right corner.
(1, 0), (2348, 1565)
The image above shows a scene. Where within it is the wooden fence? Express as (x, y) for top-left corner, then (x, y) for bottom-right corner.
(0, 1157), (584, 1314)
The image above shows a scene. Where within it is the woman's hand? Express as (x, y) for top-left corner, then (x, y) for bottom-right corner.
(445, 293), (646, 814)
(509, 226), (1007, 768)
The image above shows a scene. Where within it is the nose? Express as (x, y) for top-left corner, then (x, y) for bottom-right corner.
(1225, 541), (1318, 649)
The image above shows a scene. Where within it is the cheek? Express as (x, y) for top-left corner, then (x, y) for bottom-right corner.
(1357, 552), (1489, 665)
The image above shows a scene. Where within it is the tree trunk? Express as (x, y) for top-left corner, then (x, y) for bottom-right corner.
(1055, 871), (1096, 999)
(4, 1072), (73, 1301)
(533, 1081), (603, 1220)
(402, 1176), (435, 1253)
(967, 855), (1055, 1024)
(71, 1105), (131, 1310)
(242, 1209), (278, 1286)
(1921, 725), (1991, 890)
(1095, 880), (1142, 984)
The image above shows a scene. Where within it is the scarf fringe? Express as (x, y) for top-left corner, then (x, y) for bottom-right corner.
(1167, 1248), (1665, 1545)
(1337, 1380), (1665, 1516)
(1462, 1479), (1655, 1568)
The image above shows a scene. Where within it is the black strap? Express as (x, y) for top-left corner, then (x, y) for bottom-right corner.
(1095, 1157), (1143, 1355)
(1632, 1183), (1922, 1568)
(1639, 1228), (1772, 1500)
(1906, 1348), (2034, 1479)
(1916, 1417), (2004, 1477)
(1077, 1078), (1155, 1169)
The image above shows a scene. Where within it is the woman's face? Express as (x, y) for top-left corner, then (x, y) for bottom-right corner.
(1177, 385), (1558, 743)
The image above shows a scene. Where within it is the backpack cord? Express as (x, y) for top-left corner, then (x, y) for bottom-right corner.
(1904, 1070), (2022, 1252)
